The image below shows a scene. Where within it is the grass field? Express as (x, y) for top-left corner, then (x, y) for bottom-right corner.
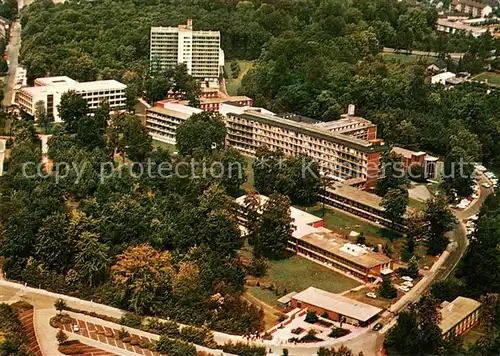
(473, 72), (500, 86)
(300, 204), (401, 241)
(224, 60), (255, 96)
(152, 140), (176, 153)
(248, 254), (360, 306)
(382, 52), (437, 65)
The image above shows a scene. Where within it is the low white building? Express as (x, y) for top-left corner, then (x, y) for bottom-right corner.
(431, 71), (457, 85)
(15, 76), (127, 122)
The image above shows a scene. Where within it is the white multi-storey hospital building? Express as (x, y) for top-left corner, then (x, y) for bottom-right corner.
(150, 19), (224, 81)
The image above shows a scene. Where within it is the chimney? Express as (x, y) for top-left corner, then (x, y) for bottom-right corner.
(187, 19), (193, 30)
(347, 104), (355, 116)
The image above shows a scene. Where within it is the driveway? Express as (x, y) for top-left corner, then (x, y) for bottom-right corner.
(3, 19), (21, 106)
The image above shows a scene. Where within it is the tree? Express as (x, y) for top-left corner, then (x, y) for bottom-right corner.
(378, 275), (397, 299)
(253, 193), (294, 259)
(111, 244), (174, 314)
(54, 299), (67, 315)
(176, 111), (226, 156)
(108, 114), (152, 162)
(34, 100), (52, 134)
(430, 279), (465, 303)
(381, 188), (408, 224)
(279, 154), (321, 205)
(243, 190), (262, 246)
(305, 311), (318, 323)
(213, 148), (247, 195)
(58, 91), (88, 133)
(375, 151), (408, 197)
(384, 295), (453, 356)
(56, 329), (68, 345)
(406, 256), (419, 279)
(402, 211), (424, 261)
(76, 101), (109, 148)
(252, 146), (285, 196)
(423, 196), (456, 256)
(74, 232), (110, 287)
(356, 232), (366, 245)
(456, 195), (500, 297)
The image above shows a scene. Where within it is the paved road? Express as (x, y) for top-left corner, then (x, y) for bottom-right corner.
(436, 173), (493, 281)
(383, 47), (465, 60)
(3, 19), (21, 107)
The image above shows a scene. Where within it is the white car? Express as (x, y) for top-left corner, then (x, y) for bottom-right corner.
(365, 292), (377, 299)
(403, 281), (414, 287)
(399, 286), (410, 293)
(482, 183), (491, 189)
(402, 276), (413, 282)
(472, 193), (479, 199)
(469, 214), (479, 221)
(73, 324), (80, 332)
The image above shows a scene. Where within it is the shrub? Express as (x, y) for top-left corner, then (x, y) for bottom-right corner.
(321, 312), (330, 319)
(117, 327), (130, 339)
(291, 327), (304, 335)
(56, 329), (68, 345)
(248, 256), (267, 277)
(155, 335), (197, 356)
(304, 311), (318, 323)
(301, 329), (322, 343)
(180, 325), (217, 348)
(119, 312), (143, 328)
(328, 327), (351, 338)
(222, 341), (266, 356)
(129, 338), (140, 346)
(139, 339), (152, 349)
(148, 319), (179, 337)
(122, 336), (132, 343)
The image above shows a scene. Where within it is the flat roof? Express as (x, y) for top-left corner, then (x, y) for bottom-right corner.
(173, 96), (252, 106)
(437, 19), (487, 34)
(392, 146), (427, 159)
(230, 110), (385, 153)
(35, 76), (77, 86)
(219, 104), (275, 117)
(298, 232), (392, 269)
(327, 183), (384, 211)
(315, 116), (374, 132)
(74, 80), (127, 91)
(147, 104), (202, 118)
(293, 287), (382, 322)
(235, 194), (324, 239)
(277, 291), (297, 304)
(439, 297), (481, 334)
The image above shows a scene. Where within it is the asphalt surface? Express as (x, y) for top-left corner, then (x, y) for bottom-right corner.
(3, 19), (21, 107)
(435, 174), (493, 282)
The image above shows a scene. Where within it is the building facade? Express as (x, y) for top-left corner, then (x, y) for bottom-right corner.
(449, 0), (492, 17)
(224, 108), (385, 189)
(392, 146), (439, 179)
(146, 103), (202, 144)
(439, 297), (481, 340)
(150, 19), (224, 81)
(291, 287), (382, 326)
(16, 76), (126, 122)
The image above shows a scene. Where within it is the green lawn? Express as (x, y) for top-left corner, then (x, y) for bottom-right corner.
(300, 204), (401, 241)
(474, 72), (500, 86)
(382, 52), (436, 65)
(224, 60), (255, 96)
(248, 255), (360, 306)
(152, 140), (176, 153)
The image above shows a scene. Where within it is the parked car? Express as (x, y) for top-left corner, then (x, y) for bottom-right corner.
(403, 281), (414, 287)
(482, 183), (491, 189)
(402, 276), (413, 282)
(399, 286), (410, 292)
(366, 292), (377, 299)
(73, 324), (80, 332)
(373, 323), (383, 331)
